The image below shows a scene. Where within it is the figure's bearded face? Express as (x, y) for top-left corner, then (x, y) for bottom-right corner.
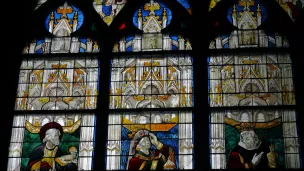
(138, 137), (151, 150)
(241, 131), (259, 149)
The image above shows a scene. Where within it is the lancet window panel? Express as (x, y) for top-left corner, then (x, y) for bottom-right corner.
(106, 111), (194, 170)
(208, 52), (295, 107)
(109, 55), (193, 109)
(7, 113), (96, 171)
(209, 0), (294, 49)
(209, 109), (301, 169)
(15, 57), (99, 110)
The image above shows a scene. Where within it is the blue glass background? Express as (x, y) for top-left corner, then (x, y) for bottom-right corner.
(45, 4), (84, 33)
(177, 0), (191, 10)
(133, 0), (172, 30)
(227, 0), (268, 25)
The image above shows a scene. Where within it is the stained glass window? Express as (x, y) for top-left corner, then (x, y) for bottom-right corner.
(11, 0), (303, 170)
(7, 114), (96, 171)
(208, 0), (301, 169)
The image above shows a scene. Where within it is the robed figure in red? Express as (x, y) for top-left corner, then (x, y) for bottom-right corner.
(127, 129), (176, 170)
(226, 117), (281, 169)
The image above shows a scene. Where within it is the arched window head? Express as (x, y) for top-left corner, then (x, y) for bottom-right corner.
(209, 0), (291, 49)
(45, 2), (84, 35)
(113, 0), (192, 52)
(23, 2), (101, 54)
(133, 0), (172, 32)
(227, 0), (267, 28)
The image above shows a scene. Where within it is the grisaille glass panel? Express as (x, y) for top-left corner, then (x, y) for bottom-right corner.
(110, 55), (193, 109)
(15, 57), (99, 110)
(208, 52), (295, 107)
(208, 0), (300, 169)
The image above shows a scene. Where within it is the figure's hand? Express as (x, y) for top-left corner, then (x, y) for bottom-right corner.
(149, 133), (159, 146)
(251, 151), (264, 166)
